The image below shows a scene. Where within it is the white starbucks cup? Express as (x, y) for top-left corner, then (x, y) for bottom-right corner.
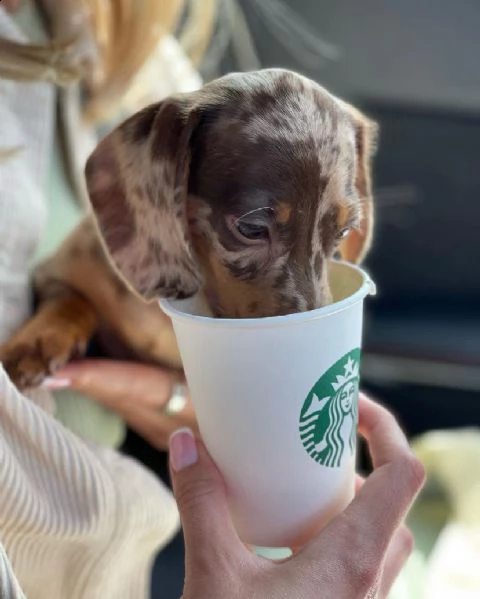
(160, 261), (375, 548)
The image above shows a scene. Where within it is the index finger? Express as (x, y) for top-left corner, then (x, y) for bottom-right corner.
(347, 393), (425, 528)
(303, 394), (424, 584)
(357, 394), (412, 468)
(50, 359), (177, 409)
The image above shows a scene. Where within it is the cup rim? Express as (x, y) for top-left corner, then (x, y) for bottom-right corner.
(159, 261), (375, 330)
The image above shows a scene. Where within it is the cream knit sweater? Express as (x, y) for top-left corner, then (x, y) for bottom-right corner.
(0, 4), (202, 597)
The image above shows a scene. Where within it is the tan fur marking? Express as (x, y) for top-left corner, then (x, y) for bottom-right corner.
(337, 203), (351, 230)
(276, 202), (293, 225)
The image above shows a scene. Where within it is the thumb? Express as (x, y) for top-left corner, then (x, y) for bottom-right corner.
(169, 428), (244, 564)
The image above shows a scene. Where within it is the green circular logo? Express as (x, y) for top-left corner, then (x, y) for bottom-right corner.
(299, 348), (360, 468)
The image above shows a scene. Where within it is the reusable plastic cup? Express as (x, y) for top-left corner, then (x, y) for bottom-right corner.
(160, 261), (375, 548)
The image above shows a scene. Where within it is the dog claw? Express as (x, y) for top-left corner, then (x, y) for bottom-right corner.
(0, 333), (88, 391)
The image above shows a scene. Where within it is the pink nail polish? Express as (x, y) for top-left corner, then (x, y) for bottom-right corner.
(169, 427), (198, 471)
(41, 377), (71, 389)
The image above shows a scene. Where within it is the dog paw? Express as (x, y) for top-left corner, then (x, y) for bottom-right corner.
(0, 326), (88, 390)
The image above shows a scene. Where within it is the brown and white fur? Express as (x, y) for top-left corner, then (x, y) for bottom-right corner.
(0, 69), (378, 389)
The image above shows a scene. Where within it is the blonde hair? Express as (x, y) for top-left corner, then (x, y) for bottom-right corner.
(0, 0), (220, 122)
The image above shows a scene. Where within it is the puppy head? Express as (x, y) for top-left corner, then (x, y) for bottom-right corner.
(86, 69), (377, 317)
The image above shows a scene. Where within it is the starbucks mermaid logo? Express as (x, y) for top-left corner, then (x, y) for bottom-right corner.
(299, 349), (360, 468)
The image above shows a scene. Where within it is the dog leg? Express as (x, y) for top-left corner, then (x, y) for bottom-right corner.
(34, 215), (182, 369)
(0, 215), (182, 390)
(0, 289), (97, 389)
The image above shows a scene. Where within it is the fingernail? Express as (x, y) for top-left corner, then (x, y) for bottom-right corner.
(169, 427), (198, 471)
(41, 377), (72, 389)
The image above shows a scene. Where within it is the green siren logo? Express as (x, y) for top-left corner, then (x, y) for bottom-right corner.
(299, 349), (360, 468)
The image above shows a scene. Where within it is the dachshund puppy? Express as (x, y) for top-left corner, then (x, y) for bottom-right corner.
(0, 69), (377, 389)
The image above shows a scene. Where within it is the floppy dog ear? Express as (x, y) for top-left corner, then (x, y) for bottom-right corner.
(85, 97), (202, 300)
(339, 105), (378, 263)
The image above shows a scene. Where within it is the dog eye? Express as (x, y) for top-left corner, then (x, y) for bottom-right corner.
(226, 211), (272, 245)
(336, 227), (350, 240)
(235, 220), (269, 241)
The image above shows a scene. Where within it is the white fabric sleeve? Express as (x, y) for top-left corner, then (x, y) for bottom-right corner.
(0, 366), (180, 599)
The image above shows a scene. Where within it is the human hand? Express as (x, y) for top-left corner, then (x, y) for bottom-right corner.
(169, 394), (425, 599)
(44, 359), (197, 450)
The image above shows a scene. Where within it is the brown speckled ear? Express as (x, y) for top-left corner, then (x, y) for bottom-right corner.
(338, 104), (378, 263)
(85, 97), (203, 301)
